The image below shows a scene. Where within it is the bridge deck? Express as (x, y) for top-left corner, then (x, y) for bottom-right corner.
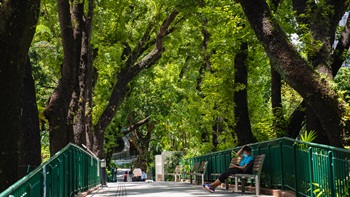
(86, 181), (273, 197)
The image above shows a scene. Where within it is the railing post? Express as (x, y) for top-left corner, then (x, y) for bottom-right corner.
(308, 147), (313, 197)
(279, 141), (284, 190)
(328, 151), (335, 197)
(293, 144), (298, 196)
(43, 164), (48, 197)
(101, 159), (107, 187)
(268, 143), (272, 188)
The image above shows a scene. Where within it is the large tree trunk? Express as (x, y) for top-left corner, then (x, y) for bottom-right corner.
(270, 66), (286, 137)
(92, 11), (179, 158)
(287, 101), (306, 138)
(129, 122), (153, 172)
(44, 0), (84, 155)
(18, 58), (41, 178)
(286, 4), (350, 142)
(292, 1), (348, 144)
(238, 0), (348, 147)
(233, 43), (257, 145)
(0, 0), (40, 191)
(73, 0), (94, 148)
(305, 105), (329, 144)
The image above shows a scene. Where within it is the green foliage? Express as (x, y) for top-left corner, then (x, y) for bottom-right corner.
(164, 152), (182, 181)
(334, 67), (350, 104)
(299, 130), (317, 150)
(164, 152), (182, 173)
(308, 183), (326, 197)
(30, 0), (350, 169)
(300, 130), (317, 143)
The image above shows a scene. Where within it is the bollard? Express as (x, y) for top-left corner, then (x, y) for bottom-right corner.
(101, 159), (108, 187)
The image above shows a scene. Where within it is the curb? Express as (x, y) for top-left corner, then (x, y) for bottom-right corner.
(75, 184), (102, 197)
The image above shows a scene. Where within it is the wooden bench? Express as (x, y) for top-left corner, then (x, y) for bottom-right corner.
(184, 162), (200, 181)
(189, 161), (208, 185)
(226, 154), (266, 195)
(164, 165), (181, 182)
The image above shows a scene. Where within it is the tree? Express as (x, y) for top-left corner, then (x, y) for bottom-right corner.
(237, 0), (350, 147)
(44, 0), (94, 155)
(92, 10), (179, 158)
(0, 0), (40, 191)
(285, 2), (350, 143)
(18, 58), (41, 178)
(233, 42), (257, 145)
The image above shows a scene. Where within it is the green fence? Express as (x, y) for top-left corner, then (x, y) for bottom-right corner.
(0, 143), (100, 197)
(189, 137), (350, 197)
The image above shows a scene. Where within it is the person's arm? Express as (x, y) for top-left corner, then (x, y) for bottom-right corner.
(235, 164), (247, 170)
(230, 163), (247, 170)
(236, 145), (246, 158)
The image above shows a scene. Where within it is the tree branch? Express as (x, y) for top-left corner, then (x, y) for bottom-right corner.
(292, 0), (348, 77)
(93, 10), (179, 157)
(123, 116), (151, 135)
(125, 21), (155, 67)
(156, 10), (179, 49)
(269, 0), (282, 12)
(332, 15), (350, 76)
(238, 0), (346, 147)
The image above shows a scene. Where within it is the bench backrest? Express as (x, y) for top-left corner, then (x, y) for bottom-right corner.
(197, 161), (208, 173)
(175, 165), (181, 174)
(230, 154), (265, 175)
(252, 154), (265, 176)
(230, 157), (241, 166)
(192, 162), (200, 172)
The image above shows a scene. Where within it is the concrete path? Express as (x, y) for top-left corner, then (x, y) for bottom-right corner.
(86, 182), (274, 197)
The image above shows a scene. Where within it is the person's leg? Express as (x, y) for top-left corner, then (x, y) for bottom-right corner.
(203, 168), (242, 193)
(212, 168), (242, 188)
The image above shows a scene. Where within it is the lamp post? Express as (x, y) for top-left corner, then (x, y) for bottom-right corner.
(101, 159), (107, 187)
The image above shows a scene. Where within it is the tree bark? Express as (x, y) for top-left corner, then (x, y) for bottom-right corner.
(73, 0), (94, 148)
(92, 11), (179, 158)
(129, 123), (153, 172)
(0, 0), (40, 191)
(122, 116), (151, 135)
(287, 101), (306, 138)
(44, 0), (84, 155)
(238, 0), (348, 147)
(233, 42), (257, 145)
(291, 0), (348, 143)
(270, 66), (286, 137)
(305, 105), (329, 144)
(18, 58), (41, 178)
(286, 4), (350, 141)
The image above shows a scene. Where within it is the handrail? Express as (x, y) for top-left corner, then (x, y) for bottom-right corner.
(195, 137), (350, 158)
(280, 137), (350, 153)
(0, 143), (100, 197)
(188, 137), (350, 197)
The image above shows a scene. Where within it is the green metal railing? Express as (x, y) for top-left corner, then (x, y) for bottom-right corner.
(188, 137), (350, 197)
(0, 143), (100, 197)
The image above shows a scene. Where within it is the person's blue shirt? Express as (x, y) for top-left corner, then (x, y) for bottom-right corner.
(239, 155), (253, 166)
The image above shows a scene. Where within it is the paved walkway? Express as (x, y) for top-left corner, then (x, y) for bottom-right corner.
(86, 182), (274, 197)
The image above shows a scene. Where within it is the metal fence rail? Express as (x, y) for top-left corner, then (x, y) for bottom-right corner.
(0, 143), (100, 197)
(188, 137), (350, 197)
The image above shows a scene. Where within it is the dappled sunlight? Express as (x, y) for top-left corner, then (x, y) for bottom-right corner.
(88, 182), (273, 197)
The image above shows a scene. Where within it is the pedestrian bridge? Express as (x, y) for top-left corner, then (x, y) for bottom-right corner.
(1, 137), (349, 197)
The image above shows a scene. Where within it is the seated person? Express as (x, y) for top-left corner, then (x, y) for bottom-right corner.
(141, 169), (147, 181)
(203, 145), (253, 193)
(132, 168), (143, 181)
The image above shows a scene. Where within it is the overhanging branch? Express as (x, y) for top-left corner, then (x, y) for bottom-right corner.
(123, 116), (151, 135)
(332, 16), (350, 76)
